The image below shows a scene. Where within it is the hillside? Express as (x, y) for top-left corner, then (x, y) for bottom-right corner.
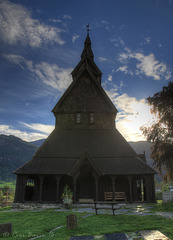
(31, 139), (46, 147)
(0, 135), (38, 181)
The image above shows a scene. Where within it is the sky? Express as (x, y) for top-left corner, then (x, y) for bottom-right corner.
(0, 0), (173, 142)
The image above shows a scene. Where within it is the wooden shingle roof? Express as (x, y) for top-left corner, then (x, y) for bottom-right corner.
(14, 129), (156, 175)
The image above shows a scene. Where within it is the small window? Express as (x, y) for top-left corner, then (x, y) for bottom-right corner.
(26, 178), (35, 187)
(76, 113), (81, 123)
(90, 113), (95, 124)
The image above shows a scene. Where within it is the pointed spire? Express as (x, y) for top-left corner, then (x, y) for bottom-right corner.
(81, 25), (94, 61)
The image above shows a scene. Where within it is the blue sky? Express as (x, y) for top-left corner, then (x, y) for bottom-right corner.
(0, 0), (173, 142)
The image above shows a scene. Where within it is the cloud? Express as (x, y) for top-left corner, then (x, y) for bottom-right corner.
(3, 54), (73, 92)
(63, 15), (72, 19)
(21, 122), (54, 134)
(0, 124), (49, 142)
(140, 37), (151, 46)
(0, 0), (65, 47)
(72, 34), (80, 43)
(118, 48), (171, 80)
(98, 57), (107, 62)
(116, 65), (133, 75)
(108, 75), (112, 81)
(106, 89), (157, 141)
(33, 62), (73, 92)
(100, 20), (114, 31)
(110, 37), (125, 47)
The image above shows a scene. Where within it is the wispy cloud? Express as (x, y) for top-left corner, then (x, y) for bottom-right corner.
(101, 20), (115, 31)
(110, 37), (125, 47)
(118, 48), (172, 80)
(72, 34), (80, 43)
(33, 62), (73, 92)
(0, 124), (48, 142)
(3, 54), (73, 92)
(21, 122), (54, 134)
(108, 75), (112, 81)
(116, 65), (133, 76)
(63, 15), (72, 20)
(0, 0), (65, 47)
(98, 57), (107, 62)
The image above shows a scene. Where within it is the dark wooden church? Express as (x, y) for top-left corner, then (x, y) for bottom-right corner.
(14, 33), (156, 204)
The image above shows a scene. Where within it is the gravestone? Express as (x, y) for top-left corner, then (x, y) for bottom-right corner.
(141, 230), (170, 240)
(104, 233), (128, 240)
(67, 214), (77, 229)
(162, 191), (173, 203)
(0, 223), (12, 236)
(70, 236), (94, 240)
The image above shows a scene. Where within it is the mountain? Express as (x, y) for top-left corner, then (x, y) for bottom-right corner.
(31, 139), (46, 147)
(0, 135), (38, 181)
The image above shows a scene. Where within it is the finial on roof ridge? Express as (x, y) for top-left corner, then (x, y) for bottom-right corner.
(86, 24), (90, 35)
(81, 24), (94, 60)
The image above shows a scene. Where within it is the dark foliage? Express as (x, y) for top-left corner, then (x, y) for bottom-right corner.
(141, 81), (173, 181)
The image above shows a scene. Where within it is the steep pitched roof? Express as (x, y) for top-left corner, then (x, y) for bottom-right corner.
(52, 34), (115, 114)
(52, 71), (117, 113)
(14, 34), (156, 177)
(14, 129), (156, 175)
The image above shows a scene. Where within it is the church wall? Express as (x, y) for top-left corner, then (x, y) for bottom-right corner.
(55, 112), (115, 129)
(54, 73), (116, 129)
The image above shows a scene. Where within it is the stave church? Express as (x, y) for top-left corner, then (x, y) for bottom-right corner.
(14, 32), (156, 204)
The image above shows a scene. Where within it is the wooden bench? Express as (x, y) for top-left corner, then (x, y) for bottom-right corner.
(104, 192), (127, 202)
(104, 192), (113, 201)
(94, 202), (121, 215)
(114, 192), (126, 201)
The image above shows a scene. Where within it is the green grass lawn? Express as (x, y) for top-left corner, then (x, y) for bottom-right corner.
(151, 201), (173, 212)
(0, 207), (173, 240)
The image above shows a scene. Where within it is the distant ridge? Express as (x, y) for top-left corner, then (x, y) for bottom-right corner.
(0, 134), (38, 181)
(31, 139), (46, 147)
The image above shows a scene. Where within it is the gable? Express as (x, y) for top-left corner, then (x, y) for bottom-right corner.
(70, 152), (102, 177)
(53, 70), (117, 113)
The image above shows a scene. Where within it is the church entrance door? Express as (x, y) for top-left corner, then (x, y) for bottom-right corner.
(76, 164), (95, 200)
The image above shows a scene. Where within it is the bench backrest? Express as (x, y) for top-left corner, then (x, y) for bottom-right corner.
(114, 192), (126, 198)
(104, 192), (113, 200)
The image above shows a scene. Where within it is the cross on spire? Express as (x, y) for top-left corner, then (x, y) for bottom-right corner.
(86, 24), (90, 35)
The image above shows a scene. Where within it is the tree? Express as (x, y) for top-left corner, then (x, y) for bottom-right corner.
(2, 185), (10, 200)
(0, 189), (3, 201)
(141, 81), (173, 182)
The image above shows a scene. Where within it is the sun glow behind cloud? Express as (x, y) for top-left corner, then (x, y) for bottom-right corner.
(106, 90), (157, 141)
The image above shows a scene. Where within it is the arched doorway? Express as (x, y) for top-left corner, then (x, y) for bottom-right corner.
(42, 175), (57, 202)
(76, 164), (95, 201)
(24, 175), (39, 202)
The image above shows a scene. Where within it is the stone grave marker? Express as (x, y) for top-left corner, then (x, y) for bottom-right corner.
(141, 230), (170, 240)
(162, 191), (173, 203)
(67, 214), (77, 229)
(0, 223), (12, 236)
